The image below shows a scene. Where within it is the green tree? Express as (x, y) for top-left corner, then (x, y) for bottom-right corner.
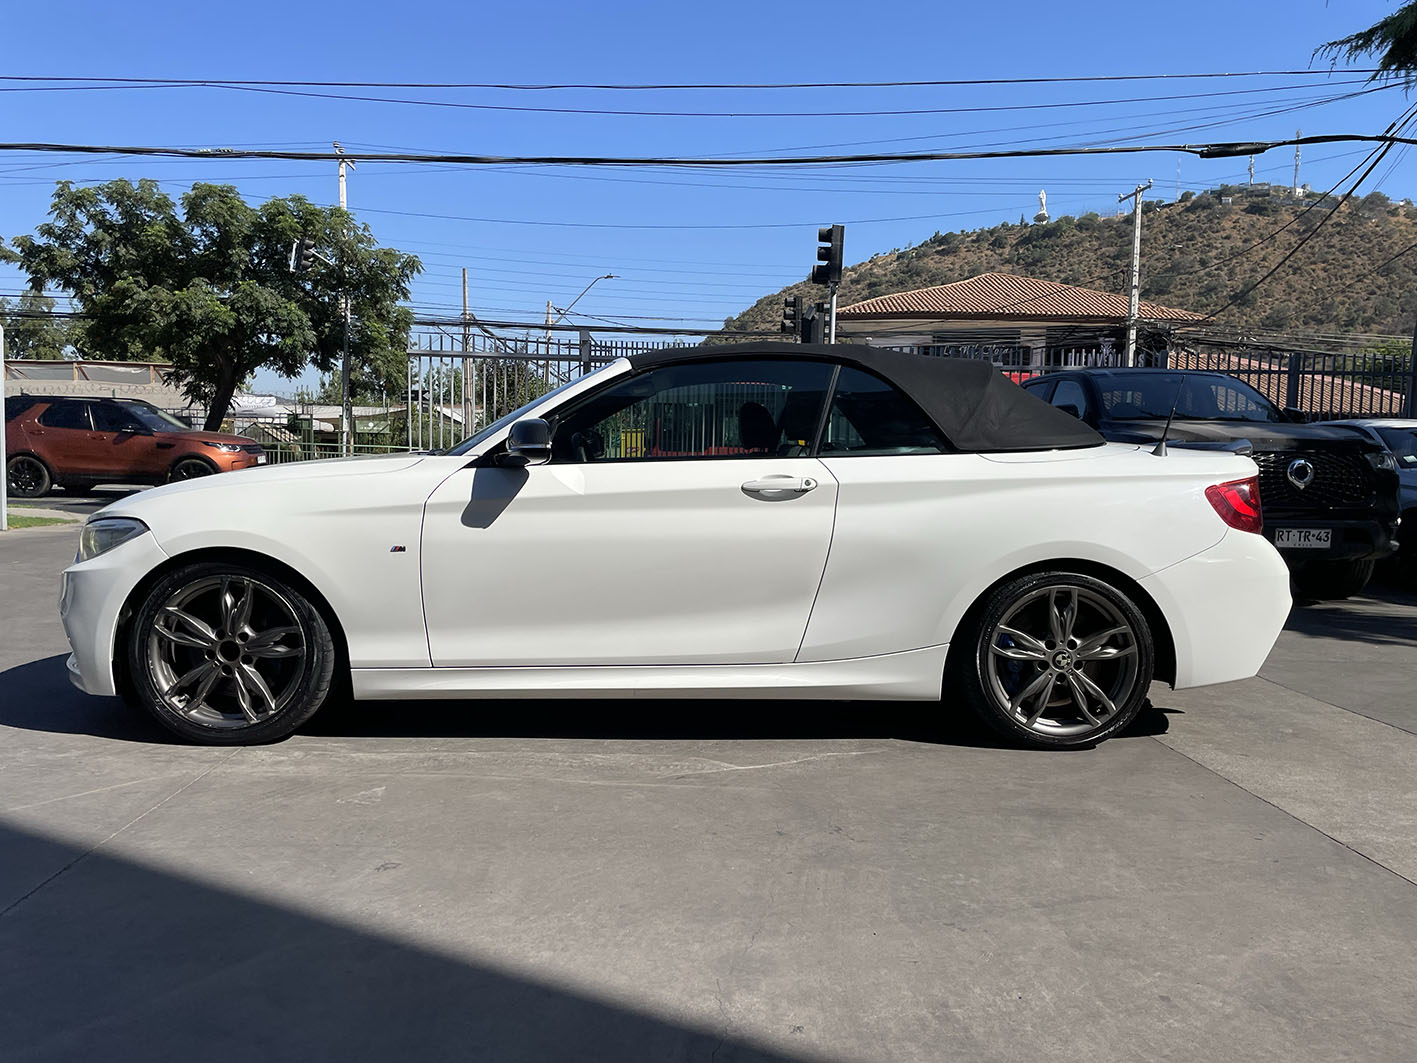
(0, 291), (75, 359)
(10, 179), (421, 429)
(1317, 3), (1417, 81)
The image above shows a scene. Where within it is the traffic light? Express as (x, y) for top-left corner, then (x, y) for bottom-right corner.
(810, 224), (844, 286)
(781, 296), (802, 336)
(289, 236), (319, 273)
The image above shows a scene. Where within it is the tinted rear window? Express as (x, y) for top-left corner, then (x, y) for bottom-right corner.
(37, 400), (91, 430)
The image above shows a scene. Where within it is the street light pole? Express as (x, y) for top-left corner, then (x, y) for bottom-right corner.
(548, 275), (617, 328)
(335, 142), (355, 457)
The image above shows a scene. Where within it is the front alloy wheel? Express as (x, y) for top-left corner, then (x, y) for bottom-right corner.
(963, 572), (1154, 748)
(128, 562), (335, 744)
(169, 458), (216, 482)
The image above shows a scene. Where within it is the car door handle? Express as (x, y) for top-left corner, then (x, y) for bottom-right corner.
(741, 475), (818, 497)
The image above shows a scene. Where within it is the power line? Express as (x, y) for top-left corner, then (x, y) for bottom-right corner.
(1201, 107), (1417, 322)
(2, 133), (1410, 167)
(0, 71), (1384, 90)
(136, 79), (1390, 120)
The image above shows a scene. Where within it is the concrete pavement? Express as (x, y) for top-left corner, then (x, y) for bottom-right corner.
(1, 524), (1413, 1062)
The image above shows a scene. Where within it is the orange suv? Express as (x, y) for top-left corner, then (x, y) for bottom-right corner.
(5, 395), (266, 497)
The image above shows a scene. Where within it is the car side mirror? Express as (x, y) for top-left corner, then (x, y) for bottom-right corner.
(1283, 406), (1310, 423)
(1056, 403), (1082, 420)
(501, 418), (552, 467)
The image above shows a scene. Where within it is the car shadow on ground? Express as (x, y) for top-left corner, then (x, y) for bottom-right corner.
(0, 820), (828, 1063)
(0, 654), (1171, 749)
(1286, 578), (1417, 648)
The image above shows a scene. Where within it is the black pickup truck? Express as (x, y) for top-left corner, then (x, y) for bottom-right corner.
(1020, 368), (1401, 600)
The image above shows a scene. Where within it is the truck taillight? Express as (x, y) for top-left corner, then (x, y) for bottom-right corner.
(1205, 476), (1263, 534)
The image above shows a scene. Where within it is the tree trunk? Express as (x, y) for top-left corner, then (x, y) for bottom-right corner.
(204, 365), (240, 432)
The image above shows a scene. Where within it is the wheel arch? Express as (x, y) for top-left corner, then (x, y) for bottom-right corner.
(113, 545), (351, 705)
(944, 557), (1177, 688)
(5, 450), (54, 495)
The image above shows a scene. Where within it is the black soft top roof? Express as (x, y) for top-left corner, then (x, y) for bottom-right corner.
(626, 342), (1103, 452)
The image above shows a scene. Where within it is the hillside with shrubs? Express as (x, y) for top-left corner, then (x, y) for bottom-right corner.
(721, 185), (1417, 338)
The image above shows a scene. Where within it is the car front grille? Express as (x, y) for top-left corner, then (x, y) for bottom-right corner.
(240, 444), (265, 456)
(1254, 450), (1373, 511)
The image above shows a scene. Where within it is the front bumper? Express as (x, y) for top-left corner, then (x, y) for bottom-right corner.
(1139, 529), (1292, 690)
(60, 531), (170, 696)
(1263, 517), (1399, 565)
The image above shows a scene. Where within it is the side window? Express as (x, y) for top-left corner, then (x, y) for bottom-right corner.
(1021, 378), (1056, 402)
(549, 358), (833, 462)
(819, 366), (948, 456)
(37, 401), (91, 431)
(1049, 379), (1092, 420)
(90, 404), (142, 433)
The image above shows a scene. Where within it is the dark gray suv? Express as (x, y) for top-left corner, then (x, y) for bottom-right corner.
(1021, 369), (1400, 600)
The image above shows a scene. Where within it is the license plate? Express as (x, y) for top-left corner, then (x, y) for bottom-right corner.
(256, 455), (267, 464)
(1274, 528), (1331, 549)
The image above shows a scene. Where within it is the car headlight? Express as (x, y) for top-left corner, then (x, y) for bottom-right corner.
(1369, 451), (1398, 472)
(78, 518), (150, 562)
(202, 441), (244, 453)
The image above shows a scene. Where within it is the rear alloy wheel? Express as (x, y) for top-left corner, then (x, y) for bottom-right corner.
(169, 458), (216, 482)
(961, 571), (1155, 749)
(1291, 559), (1375, 602)
(6, 455), (52, 498)
(127, 561), (336, 744)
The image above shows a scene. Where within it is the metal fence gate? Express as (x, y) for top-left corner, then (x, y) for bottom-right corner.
(404, 328), (693, 452)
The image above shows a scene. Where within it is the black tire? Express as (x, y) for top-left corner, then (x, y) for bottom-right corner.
(7, 454), (52, 498)
(1291, 559), (1375, 602)
(956, 571), (1155, 749)
(126, 560), (336, 745)
(169, 457), (216, 482)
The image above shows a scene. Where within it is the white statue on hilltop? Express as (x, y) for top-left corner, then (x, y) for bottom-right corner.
(1033, 189), (1049, 224)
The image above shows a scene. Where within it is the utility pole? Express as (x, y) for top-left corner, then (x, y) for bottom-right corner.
(1118, 179), (1153, 368)
(462, 269), (471, 352)
(335, 141), (355, 457)
(1293, 129), (1302, 196)
(544, 300), (554, 346)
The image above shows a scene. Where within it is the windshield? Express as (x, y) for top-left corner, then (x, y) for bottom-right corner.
(444, 364), (616, 456)
(1100, 374), (1287, 423)
(1376, 426), (1417, 468)
(124, 402), (193, 432)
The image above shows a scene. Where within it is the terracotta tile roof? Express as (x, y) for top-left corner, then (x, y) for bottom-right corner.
(838, 272), (1200, 322)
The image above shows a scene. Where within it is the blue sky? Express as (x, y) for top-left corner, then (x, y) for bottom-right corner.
(1, 0), (1413, 393)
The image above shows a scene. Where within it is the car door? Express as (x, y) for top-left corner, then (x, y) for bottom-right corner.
(421, 357), (840, 667)
(87, 402), (165, 479)
(30, 400), (104, 478)
(797, 364), (986, 662)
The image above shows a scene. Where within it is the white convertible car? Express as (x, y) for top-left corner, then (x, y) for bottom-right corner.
(60, 343), (1291, 748)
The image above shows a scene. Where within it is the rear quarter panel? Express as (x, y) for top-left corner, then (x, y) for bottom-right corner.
(798, 445), (1255, 661)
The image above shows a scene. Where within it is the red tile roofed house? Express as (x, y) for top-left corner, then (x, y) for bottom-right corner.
(837, 272), (1201, 371)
